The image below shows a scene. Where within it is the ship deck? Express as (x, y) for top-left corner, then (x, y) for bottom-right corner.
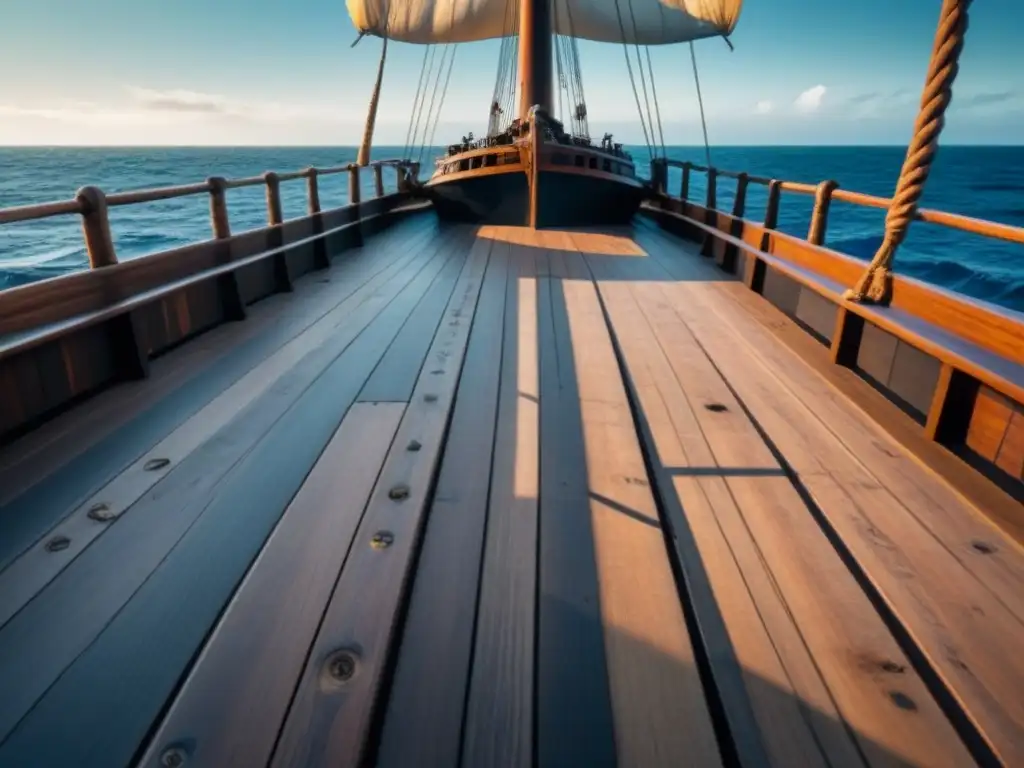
(1, 211), (1022, 767)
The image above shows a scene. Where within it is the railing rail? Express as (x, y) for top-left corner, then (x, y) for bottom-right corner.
(0, 158), (420, 270)
(654, 158), (1024, 248)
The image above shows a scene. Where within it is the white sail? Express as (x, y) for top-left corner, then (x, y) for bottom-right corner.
(347, 0), (742, 45)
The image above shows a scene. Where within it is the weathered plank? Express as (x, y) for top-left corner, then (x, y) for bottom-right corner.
(557, 239), (723, 767)
(459, 243), (540, 768)
(270, 231), (492, 768)
(0, 221), (445, 629)
(0, 216), (437, 572)
(138, 402), (405, 768)
(534, 242), (617, 768)
(638, 227), (1024, 764)
(358, 225), (472, 402)
(375, 241), (510, 768)
(0, 226), (470, 764)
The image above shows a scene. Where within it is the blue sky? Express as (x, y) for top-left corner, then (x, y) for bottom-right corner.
(0, 0), (1021, 146)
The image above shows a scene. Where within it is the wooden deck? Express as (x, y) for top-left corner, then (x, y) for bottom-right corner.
(0, 212), (1021, 767)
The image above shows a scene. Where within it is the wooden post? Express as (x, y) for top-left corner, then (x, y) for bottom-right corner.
(373, 164), (385, 198)
(808, 179), (838, 246)
(759, 179), (782, 253)
(722, 172), (748, 274)
(76, 186), (117, 268)
(207, 176), (245, 320)
(207, 177), (231, 239)
(701, 167), (718, 257)
(681, 162), (691, 201)
(705, 166), (718, 211)
(306, 167), (321, 215)
(263, 172), (292, 292)
(731, 173), (749, 218)
(264, 172), (284, 225)
(307, 167), (330, 270)
(349, 166), (362, 207)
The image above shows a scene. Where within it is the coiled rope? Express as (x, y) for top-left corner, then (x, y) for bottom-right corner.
(844, 0), (971, 305)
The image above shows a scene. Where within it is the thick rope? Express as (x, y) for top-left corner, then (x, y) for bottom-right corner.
(844, 0), (971, 305)
(612, 0), (653, 160)
(644, 46), (666, 158)
(689, 42), (711, 168)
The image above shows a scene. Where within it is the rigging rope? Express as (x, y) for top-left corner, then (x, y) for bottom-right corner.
(844, 0), (970, 306)
(689, 41), (712, 168)
(405, 45), (438, 157)
(422, 46), (458, 161)
(416, 44), (452, 162)
(626, 0), (658, 158)
(644, 46), (666, 158)
(612, 0), (653, 160)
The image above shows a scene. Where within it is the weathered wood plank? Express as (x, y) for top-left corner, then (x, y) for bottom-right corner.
(637, 226), (1024, 764)
(534, 241), (617, 768)
(0, 221), (448, 629)
(375, 242), (510, 768)
(0, 216), (437, 572)
(459, 243), (540, 768)
(138, 402), (405, 768)
(0, 227), (466, 762)
(270, 231), (492, 768)
(559, 237), (723, 768)
(358, 225), (471, 402)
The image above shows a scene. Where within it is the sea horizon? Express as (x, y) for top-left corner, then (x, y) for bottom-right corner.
(1, 145), (1022, 313)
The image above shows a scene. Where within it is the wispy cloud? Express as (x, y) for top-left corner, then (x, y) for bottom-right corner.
(794, 85), (826, 113)
(126, 86), (228, 114)
(960, 91), (1016, 108)
(754, 100), (774, 115)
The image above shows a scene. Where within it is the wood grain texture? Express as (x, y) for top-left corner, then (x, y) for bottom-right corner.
(270, 230), (492, 768)
(459, 243), (540, 768)
(0, 226), (465, 765)
(533, 245), (617, 768)
(637, 223), (1024, 765)
(0, 214), (436, 526)
(138, 402), (404, 768)
(0, 223), (443, 629)
(562, 235), (723, 768)
(375, 242), (510, 768)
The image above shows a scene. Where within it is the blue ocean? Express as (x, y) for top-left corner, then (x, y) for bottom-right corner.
(1, 145), (1022, 312)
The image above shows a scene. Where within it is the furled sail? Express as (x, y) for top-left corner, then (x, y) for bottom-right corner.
(347, 0), (742, 45)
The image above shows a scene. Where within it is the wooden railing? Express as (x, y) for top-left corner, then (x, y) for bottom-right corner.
(0, 159), (421, 270)
(652, 158), (1024, 248)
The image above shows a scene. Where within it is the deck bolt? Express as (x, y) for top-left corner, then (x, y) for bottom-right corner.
(160, 747), (188, 767)
(371, 531), (394, 549)
(326, 650), (358, 682)
(144, 458), (171, 471)
(424, 393), (438, 403)
(971, 541), (996, 554)
(87, 503), (116, 522)
(407, 440), (422, 452)
(389, 484), (410, 500)
(45, 535), (70, 553)
(431, 369), (444, 375)
(704, 403), (728, 413)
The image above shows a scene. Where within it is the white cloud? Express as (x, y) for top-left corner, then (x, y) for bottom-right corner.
(795, 85), (827, 113)
(754, 100), (774, 115)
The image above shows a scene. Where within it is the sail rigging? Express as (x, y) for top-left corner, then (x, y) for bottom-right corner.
(347, 0), (741, 45)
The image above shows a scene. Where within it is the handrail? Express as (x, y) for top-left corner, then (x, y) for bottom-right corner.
(0, 158), (420, 247)
(655, 158), (1024, 247)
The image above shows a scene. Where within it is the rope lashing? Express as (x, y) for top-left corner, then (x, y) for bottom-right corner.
(844, 0), (971, 306)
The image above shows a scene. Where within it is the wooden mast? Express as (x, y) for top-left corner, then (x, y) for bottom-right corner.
(517, 0), (553, 118)
(357, 37), (388, 166)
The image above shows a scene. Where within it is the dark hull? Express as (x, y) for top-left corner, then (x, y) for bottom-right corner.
(426, 167), (646, 228)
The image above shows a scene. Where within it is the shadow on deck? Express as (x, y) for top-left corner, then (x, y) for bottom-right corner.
(0, 212), (1020, 767)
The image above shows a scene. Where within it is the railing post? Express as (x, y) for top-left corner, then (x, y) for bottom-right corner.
(76, 186), (117, 268)
(207, 176), (245, 321)
(721, 172), (749, 274)
(746, 179), (781, 292)
(348, 166), (362, 206)
(306, 167), (321, 215)
(808, 179), (838, 246)
(700, 167), (719, 258)
(705, 166), (718, 211)
(731, 173), (749, 218)
(373, 164), (385, 198)
(681, 162), (691, 201)
(263, 171), (292, 292)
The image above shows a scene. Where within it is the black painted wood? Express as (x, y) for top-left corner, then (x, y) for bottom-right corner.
(0, 224), (460, 768)
(375, 242), (510, 768)
(534, 260), (617, 768)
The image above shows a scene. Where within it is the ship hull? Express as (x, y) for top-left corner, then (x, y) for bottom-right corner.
(426, 166), (645, 228)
